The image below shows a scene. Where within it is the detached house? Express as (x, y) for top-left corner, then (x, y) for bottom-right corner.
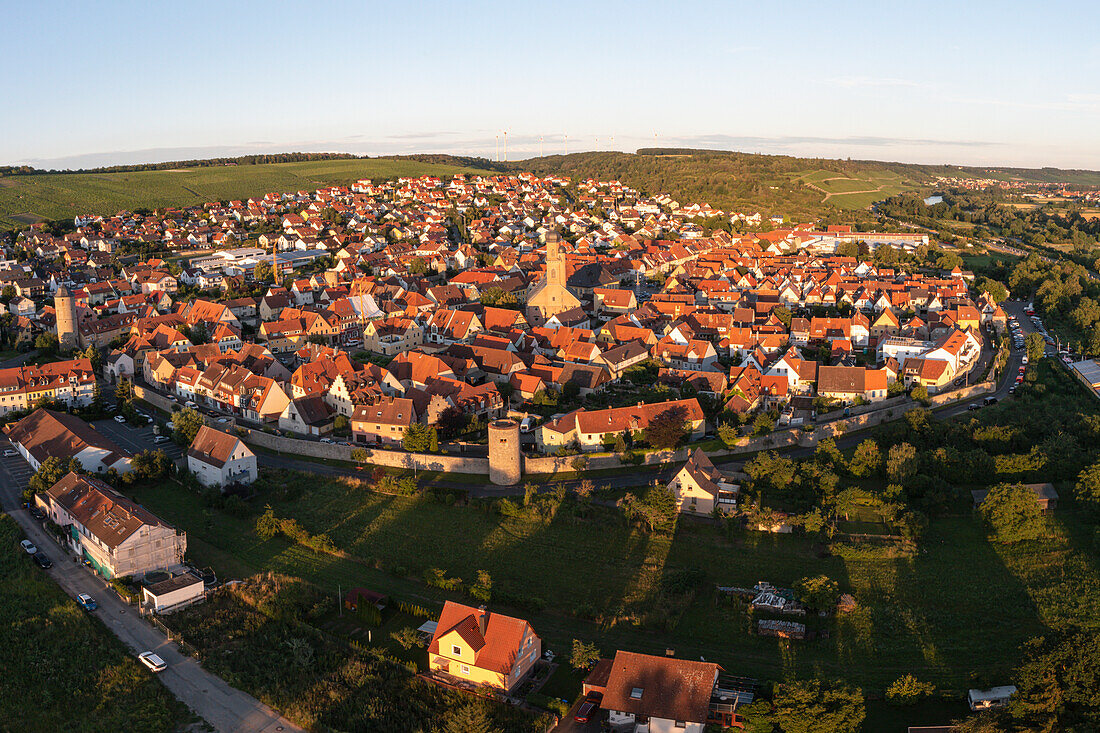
(186, 425), (258, 488)
(594, 651), (722, 733)
(668, 449), (741, 515)
(427, 601), (541, 693)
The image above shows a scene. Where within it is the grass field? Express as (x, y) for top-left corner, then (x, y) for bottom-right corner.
(0, 515), (188, 732)
(0, 158), (492, 229)
(122, 471), (1100, 698)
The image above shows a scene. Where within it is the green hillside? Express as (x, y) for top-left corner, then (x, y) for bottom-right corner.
(0, 157), (495, 229)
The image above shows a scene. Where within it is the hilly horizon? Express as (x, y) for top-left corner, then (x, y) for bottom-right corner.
(3, 147), (1100, 230)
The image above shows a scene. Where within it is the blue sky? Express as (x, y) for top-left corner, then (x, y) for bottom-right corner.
(4, 0), (1100, 169)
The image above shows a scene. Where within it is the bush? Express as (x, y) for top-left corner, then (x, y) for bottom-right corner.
(885, 674), (935, 705)
(525, 693), (570, 718)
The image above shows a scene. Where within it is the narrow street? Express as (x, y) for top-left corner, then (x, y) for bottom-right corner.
(0, 437), (303, 733)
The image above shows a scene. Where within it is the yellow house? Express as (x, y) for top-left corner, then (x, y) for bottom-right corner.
(427, 601), (541, 692)
(668, 448), (741, 515)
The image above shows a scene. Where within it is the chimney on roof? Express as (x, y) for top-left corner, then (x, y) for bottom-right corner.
(477, 606), (488, 636)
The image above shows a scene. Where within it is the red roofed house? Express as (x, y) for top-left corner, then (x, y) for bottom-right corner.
(186, 425), (258, 488)
(600, 650), (722, 732)
(427, 601), (541, 692)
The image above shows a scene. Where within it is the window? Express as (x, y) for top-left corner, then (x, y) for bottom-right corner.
(460, 665), (470, 675)
(452, 644), (462, 656)
(630, 687), (643, 700)
(675, 722), (686, 729)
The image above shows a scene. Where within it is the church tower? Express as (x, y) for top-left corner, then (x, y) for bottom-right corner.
(524, 230), (581, 328)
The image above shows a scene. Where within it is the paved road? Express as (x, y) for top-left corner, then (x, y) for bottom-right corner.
(0, 439), (303, 733)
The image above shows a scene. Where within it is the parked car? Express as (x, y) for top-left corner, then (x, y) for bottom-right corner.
(167, 421), (175, 430)
(574, 700), (597, 723)
(217, 417), (230, 423)
(2, 449), (15, 457)
(152, 435), (170, 444)
(76, 594), (97, 611)
(114, 415), (127, 423)
(29, 507), (46, 521)
(968, 404), (981, 411)
(33, 552), (52, 569)
(984, 397), (998, 406)
(138, 652), (167, 673)
(319, 438), (335, 444)
(19, 539), (37, 554)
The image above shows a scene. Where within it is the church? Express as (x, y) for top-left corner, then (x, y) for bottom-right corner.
(525, 230), (581, 328)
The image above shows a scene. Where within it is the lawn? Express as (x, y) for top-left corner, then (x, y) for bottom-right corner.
(0, 157), (493, 228)
(0, 515), (189, 732)
(122, 469), (1100, 697)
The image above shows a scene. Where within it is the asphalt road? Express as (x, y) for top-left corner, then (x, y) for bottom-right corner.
(0, 438), (303, 733)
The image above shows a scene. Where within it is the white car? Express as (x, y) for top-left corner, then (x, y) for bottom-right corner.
(319, 438), (335, 444)
(138, 651), (167, 673)
(152, 435), (170, 444)
(20, 539), (37, 554)
(1021, 355), (1029, 365)
(2, 449), (15, 457)
(114, 415), (127, 423)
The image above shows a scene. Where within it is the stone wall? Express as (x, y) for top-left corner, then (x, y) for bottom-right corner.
(132, 385), (177, 415)
(239, 428), (489, 474)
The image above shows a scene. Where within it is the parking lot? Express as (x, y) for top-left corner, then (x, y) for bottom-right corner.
(92, 417), (185, 463)
(0, 436), (33, 495)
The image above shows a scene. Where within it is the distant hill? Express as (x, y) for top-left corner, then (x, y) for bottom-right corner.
(0, 156), (497, 230)
(505, 149), (1100, 220)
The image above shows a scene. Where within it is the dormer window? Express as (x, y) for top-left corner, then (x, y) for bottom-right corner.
(630, 688), (643, 700)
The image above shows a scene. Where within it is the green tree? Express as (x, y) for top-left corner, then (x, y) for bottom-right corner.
(644, 405), (690, 449)
(408, 258), (428, 275)
(717, 422), (740, 448)
(849, 439), (882, 478)
(887, 442), (918, 484)
(35, 332), (59, 354)
(172, 407), (204, 446)
(569, 639), (601, 670)
(389, 626), (425, 651)
(350, 447), (369, 466)
(253, 259), (274, 283)
(1075, 459), (1100, 517)
(1025, 332), (1045, 363)
(470, 570), (492, 602)
(796, 575), (839, 611)
(772, 679), (866, 733)
(26, 455), (69, 502)
(911, 384), (930, 405)
(886, 674), (935, 706)
(975, 277), (1009, 303)
(0, 284), (14, 303)
(442, 704), (500, 733)
(115, 377), (133, 404)
(618, 484), (678, 533)
(1000, 632), (1100, 731)
(752, 413), (775, 437)
(979, 483), (1044, 543)
(402, 423), (434, 452)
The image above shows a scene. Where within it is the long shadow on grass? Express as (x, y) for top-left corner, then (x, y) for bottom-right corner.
(832, 515), (1043, 690)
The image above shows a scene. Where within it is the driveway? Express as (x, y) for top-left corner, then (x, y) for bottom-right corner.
(551, 698), (605, 732)
(0, 445), (302, 733)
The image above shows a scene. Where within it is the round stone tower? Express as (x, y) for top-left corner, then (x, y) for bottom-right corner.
(487, 419), (522, 486)
(55, 285), (77, 351)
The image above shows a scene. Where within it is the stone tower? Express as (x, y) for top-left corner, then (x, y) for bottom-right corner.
(487, 419), (522, 486)
(55, 285), (77, 351)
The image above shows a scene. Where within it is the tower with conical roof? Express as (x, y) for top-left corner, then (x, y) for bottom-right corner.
(55, 285), (77, 351)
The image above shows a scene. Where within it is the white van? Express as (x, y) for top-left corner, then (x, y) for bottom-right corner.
(967, 686), (1016, 711)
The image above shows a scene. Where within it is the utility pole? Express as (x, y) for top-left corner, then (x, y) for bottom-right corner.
(495, 134), (499, 162)
(539, 135), (543, 158)
(564, 134), (568, 155)
(503, 131), (508, 162)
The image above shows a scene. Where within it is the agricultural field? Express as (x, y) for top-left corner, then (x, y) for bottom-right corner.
(0, 515), (188, 732)
(0, 157), (492, 229)
(124, 468), (1100, 696)
(793, 168), (921, 209)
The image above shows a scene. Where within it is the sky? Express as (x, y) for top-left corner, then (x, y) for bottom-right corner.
(4, 0), (1100, 170)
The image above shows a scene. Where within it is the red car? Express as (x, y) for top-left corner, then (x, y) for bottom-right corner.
(574, 700), (596, 723)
